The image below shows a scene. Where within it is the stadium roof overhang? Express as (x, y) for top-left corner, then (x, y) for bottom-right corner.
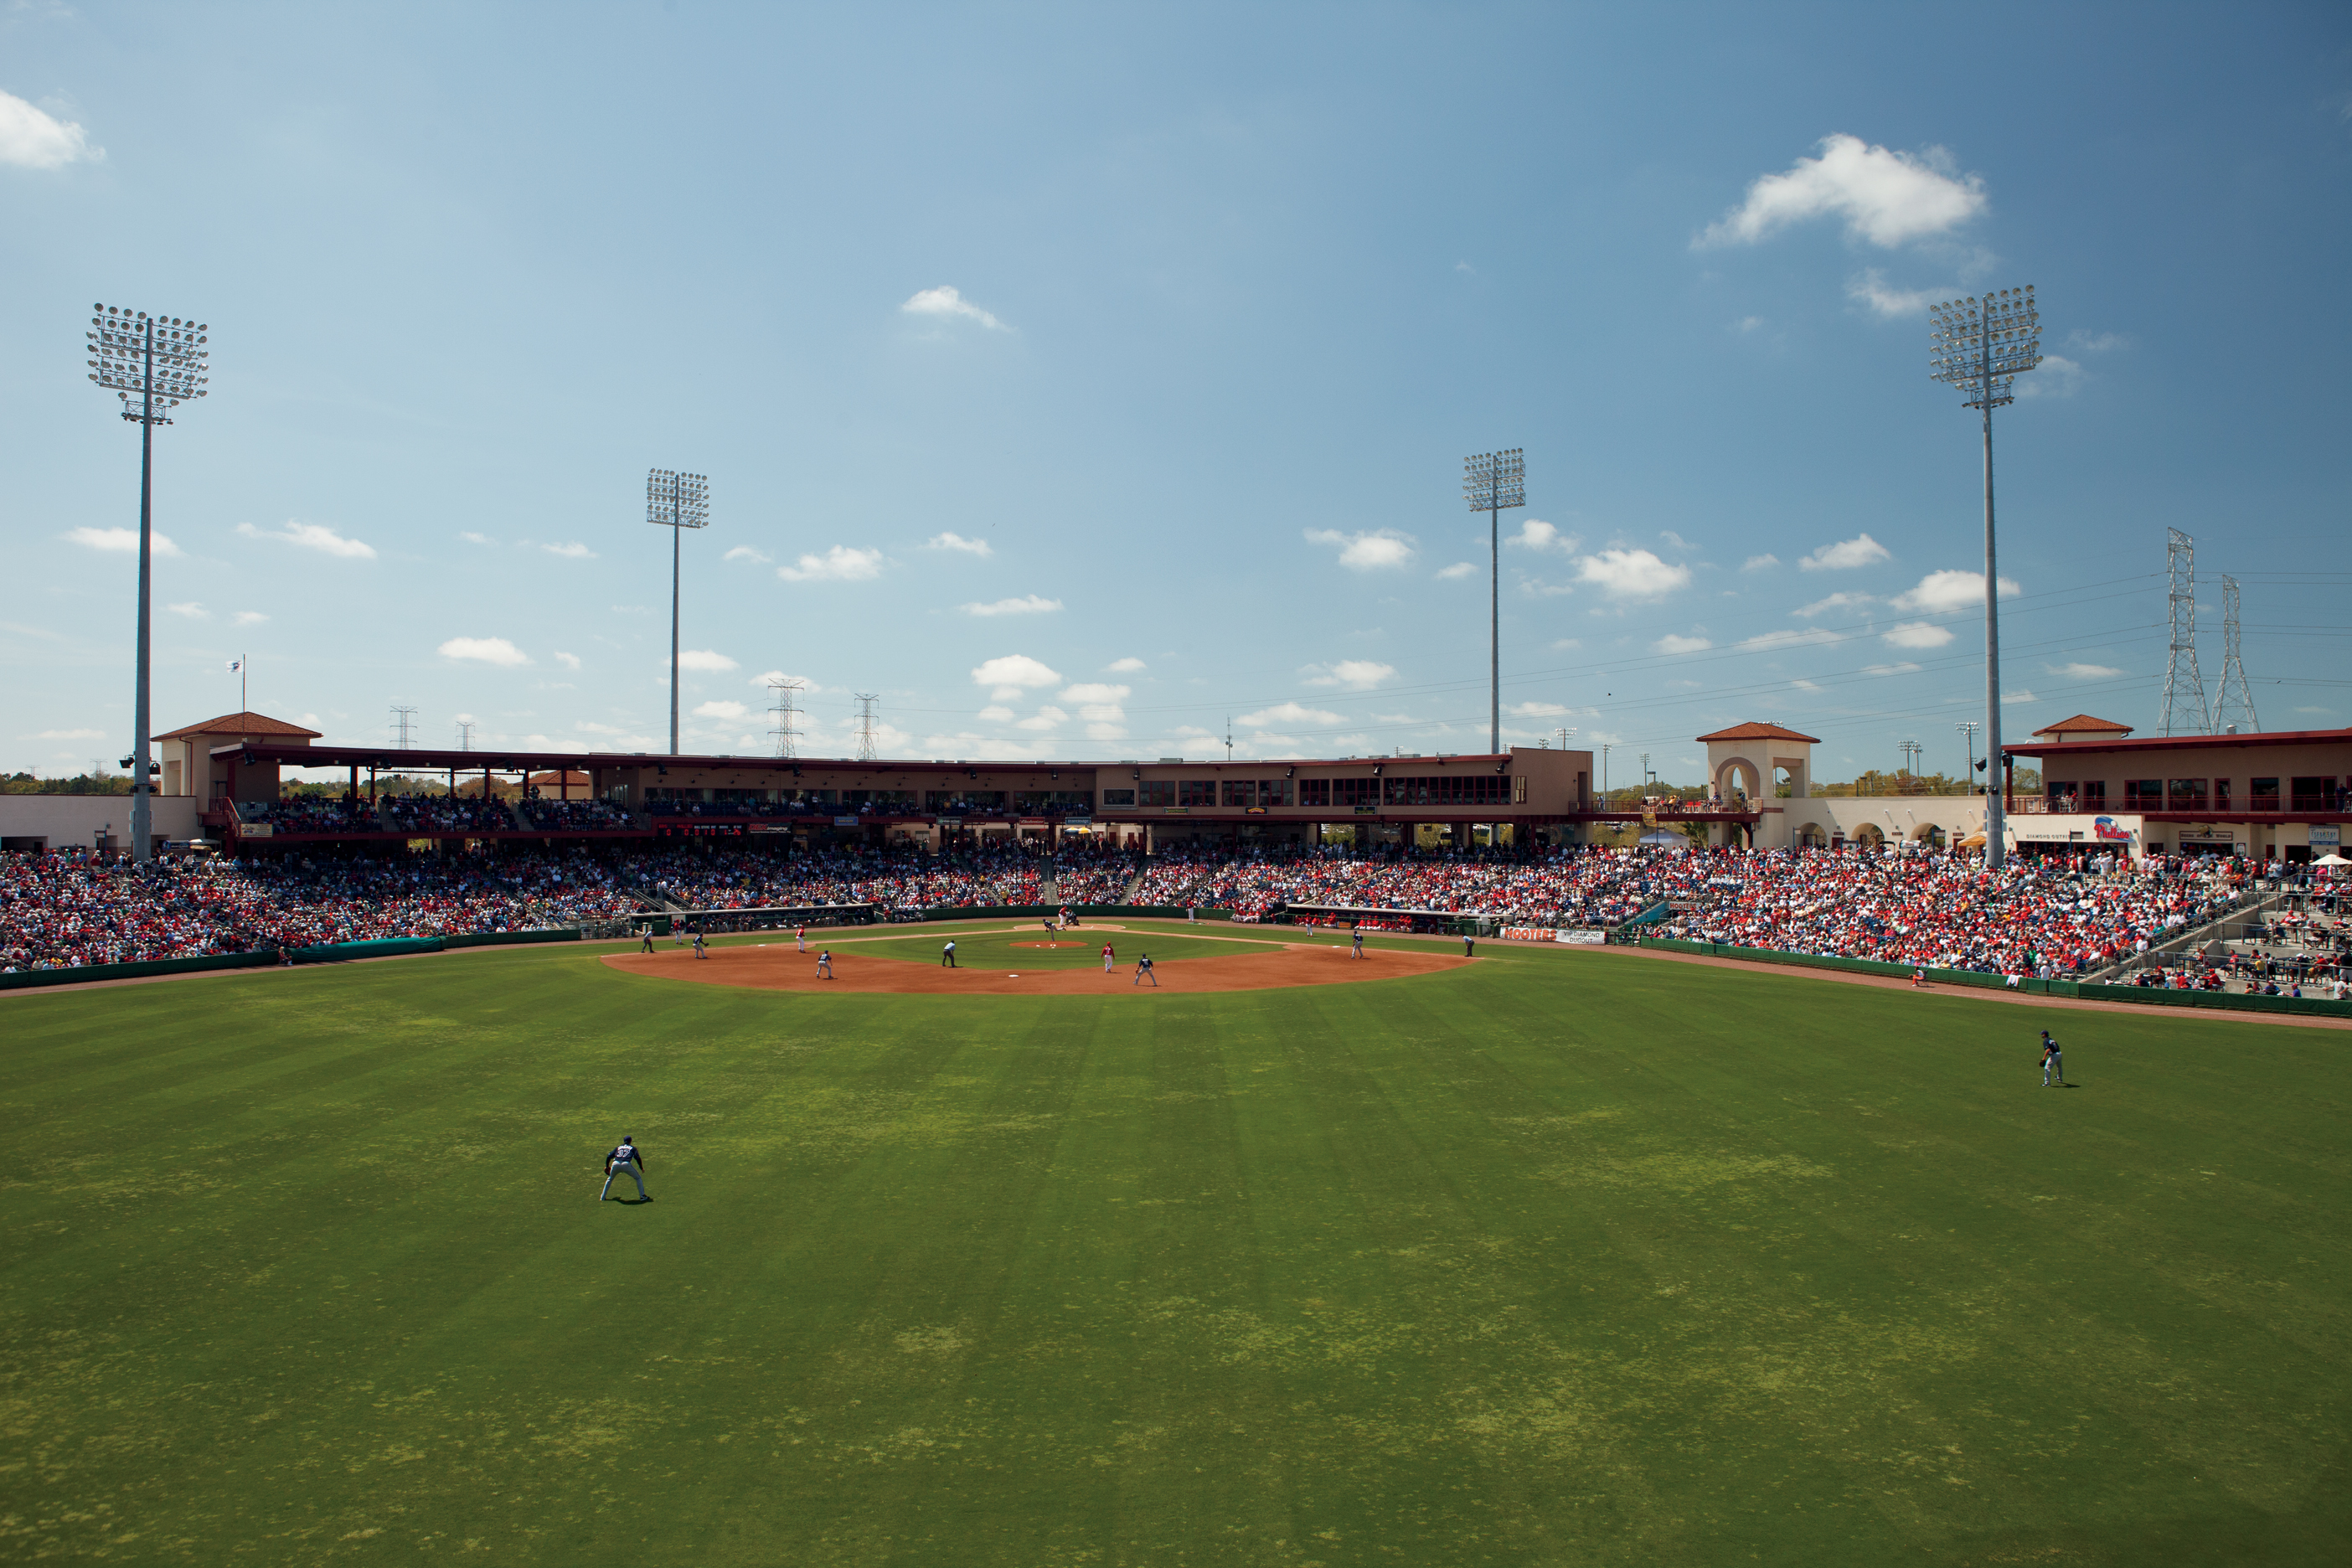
(2001, 726), (2352, 758)
(223, 744), (1529, 775)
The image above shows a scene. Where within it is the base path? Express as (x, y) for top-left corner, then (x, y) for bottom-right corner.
(602, 942), (1470, 995)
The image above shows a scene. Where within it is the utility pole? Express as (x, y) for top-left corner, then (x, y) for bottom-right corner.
(767, 678), (803, 759)
(2159, 528), (2212, 735)
(2214, 574), (2259, 733)
(1955, 720), (1979, 797)
(854, 694), (880, 762)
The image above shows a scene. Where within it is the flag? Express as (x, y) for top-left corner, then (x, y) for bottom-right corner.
(226, 659), (241, 673)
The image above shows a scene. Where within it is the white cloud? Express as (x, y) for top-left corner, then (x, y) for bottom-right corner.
(1799, 533), (1891, 571)
(460, 531), (496, 546)
(1105, 657), (1146, 673)
(1576, 549), (1689, 601)
(1060, 683), (1131, 706)
(555, 651), (582, 671)
(1791, 678), (1822, 692)
(1302, 659), (1396, 691)
(1735, 316), (1765, 334)
(694, 700), (749, 720)
(1653, 633), (1713, 654)
(926, 532), (993, 556)
(1882, 622), (1954, 649)
(25, 727), (106, 740)
(977, 705), (1016, 723)
(0, 90), (101, 168)
(1860, 662), (1921, 675)
(1509, 701), (1573, 718)
(1738, 627), (1840, 652)
(972, 654), (1061, 701)
(2016, 353), (2084, 399)
(722, 544), (773, 565)
(439, 636), (530, 667)
(2068, 330), (2130, 354)
(1507, 518), (1576, 554)
(2045, 662), (2124, 680)
(677, 648), (739, 673)
(1741, 554), (1780, 572)
(1793, 591), (1876, 618)
(167, 601), (207, 618)
(964, 594), (1063, 617)
(1891, 569), (2021, 613)
(749, 669), (819, 692)
(238, 520), (377, 560)
(901, 286), (1008, 330)
(1016, 706), (1067, 732)
(1304, 528), (1416, 570)
(64, 525), (181, 557)
(1847, 269), (1948, 319)
(1700, 133), (1987, 249)
(1435, 561), (1478, 580)
(232, 610), (268, 627)
(2002, 689), (2037, 704)
(541, 541), (596, 560)
(1240, 701), (1344, 728)
(777, 545), (886, 583)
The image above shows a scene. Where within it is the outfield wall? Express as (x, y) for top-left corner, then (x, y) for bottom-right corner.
(1636, 936), (2352, 1021)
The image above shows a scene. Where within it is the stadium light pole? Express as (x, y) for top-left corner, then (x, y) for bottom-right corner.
(1929, 286), (2040, 869)
(1955, 720), (1980, 798)
(87, 304), (209, 864)
(1463, 449), (1524, 755)
(646, 469), (710, 755)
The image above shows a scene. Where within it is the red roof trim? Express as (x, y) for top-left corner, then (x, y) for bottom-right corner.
(1694, 722), (1823, 744)
(156, 710), (323, 741)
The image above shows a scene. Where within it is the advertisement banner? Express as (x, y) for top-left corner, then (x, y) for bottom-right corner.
(2312, 826), (2341, 848)
(241, 823), (273, 837)
(1500, 926), (1609, 945)
(1557, 928), (1608, 945)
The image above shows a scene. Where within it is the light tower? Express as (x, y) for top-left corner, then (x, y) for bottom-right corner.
(1899, 740), (1924, 787)
(86, 304), (210, 862)
(1955, 720), (1980, 797)
(2158, 529), (2213, 735)
(2213, 575), (2259, 734)
(1928, 285), (2042, 868)
(646, 469), (710, 755)
(1462, 449), (1525, 754)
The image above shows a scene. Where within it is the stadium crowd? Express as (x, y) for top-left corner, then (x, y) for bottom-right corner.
(3, 835), (2325, 980)
(0, 846), (642, 971)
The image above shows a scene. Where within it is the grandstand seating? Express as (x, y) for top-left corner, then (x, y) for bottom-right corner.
(1, 839), (2314, 979)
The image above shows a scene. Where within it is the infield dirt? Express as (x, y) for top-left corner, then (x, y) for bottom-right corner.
(602, 940), (1470, 994)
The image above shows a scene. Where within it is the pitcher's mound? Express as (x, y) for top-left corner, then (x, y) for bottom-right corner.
(603, 944), (1469, 995)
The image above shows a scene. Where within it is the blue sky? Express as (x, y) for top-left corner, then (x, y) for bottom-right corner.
(5, 2), (2349, 785)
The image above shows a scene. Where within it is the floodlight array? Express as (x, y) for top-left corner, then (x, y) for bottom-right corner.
(646, 468), (710, 529)
(1929, 286), (2040, 410)
(1463, 448), (1525, 511)
(87, 305), (209, 425)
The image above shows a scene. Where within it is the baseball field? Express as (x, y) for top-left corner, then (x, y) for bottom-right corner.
(3, 921), (2345, 1565)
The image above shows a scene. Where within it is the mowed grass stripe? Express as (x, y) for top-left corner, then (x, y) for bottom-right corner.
(1, 941), (2346, 1564)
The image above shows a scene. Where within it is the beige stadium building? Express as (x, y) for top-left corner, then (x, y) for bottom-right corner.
(7, 709), (2344, 864)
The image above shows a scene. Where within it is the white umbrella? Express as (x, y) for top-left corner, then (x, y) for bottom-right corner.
(2314, 853), (2350, 867)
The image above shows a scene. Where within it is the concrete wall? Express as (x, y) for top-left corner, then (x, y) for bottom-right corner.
(0, 795), (204, 852)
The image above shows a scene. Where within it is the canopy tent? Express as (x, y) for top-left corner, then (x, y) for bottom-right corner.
(1958, 832), (1989, 848)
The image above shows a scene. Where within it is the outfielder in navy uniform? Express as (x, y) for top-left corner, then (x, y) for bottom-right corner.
(601, 1137), (649, 1201)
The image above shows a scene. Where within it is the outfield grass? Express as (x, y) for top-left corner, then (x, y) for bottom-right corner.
(3, 926), (2346, 1565)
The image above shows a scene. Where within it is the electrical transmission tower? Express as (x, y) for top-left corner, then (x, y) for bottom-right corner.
(389, 705), (418, 749)
(2213, 574), (2259, 733)
(2158, 529), (2212, 735)
(767, 678), (803, 759)
(455, 720), (476, 751)
(854, 694), (880, 761)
